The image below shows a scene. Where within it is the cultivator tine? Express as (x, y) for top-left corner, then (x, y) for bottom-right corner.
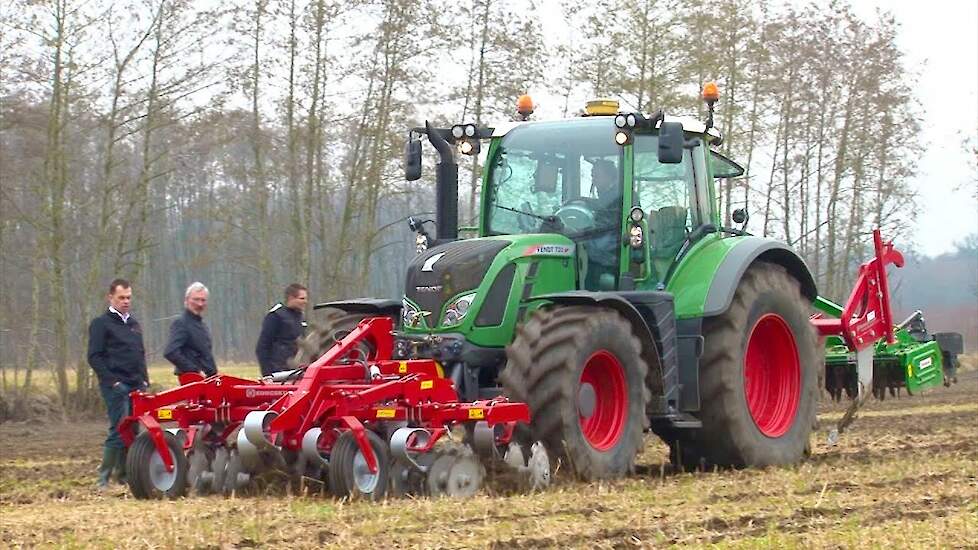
(500, 441), (552, 491)
(300, 428), (327, 468)
(828, 347), (873, 445)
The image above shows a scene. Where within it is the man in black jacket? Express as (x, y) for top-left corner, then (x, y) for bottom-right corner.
(164, 281), (217, 380)
(255, 283), (307, 376)
(87, 278), (149, 489)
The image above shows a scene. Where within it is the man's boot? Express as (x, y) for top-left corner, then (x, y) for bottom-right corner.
(114, 447), (128, 485)
(97, 447), (120, 489)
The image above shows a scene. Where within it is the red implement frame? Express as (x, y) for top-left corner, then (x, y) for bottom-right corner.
(118, 317), (529, 473)
(810, 229), (904, 349)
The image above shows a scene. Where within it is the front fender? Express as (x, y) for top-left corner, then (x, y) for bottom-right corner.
(313, 298), (402, 317)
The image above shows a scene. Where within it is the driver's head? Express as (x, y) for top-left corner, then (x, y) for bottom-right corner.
(591, 159), (618, 202)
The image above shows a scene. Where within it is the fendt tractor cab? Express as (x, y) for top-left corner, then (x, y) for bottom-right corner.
(313, 84), (825, 480)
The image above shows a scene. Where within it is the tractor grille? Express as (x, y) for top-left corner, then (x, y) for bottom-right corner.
(405, 239), (509, 326)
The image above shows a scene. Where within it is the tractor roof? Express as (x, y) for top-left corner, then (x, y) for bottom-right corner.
(490, 114), (723, 142)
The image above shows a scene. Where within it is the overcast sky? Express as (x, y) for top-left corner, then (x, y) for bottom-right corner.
(855, 0), (978, 256)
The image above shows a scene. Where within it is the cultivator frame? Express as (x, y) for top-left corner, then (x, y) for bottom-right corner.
(810, 230), (950, 441)
(810, 230), (902, 440)
(119, 317), (547, 499)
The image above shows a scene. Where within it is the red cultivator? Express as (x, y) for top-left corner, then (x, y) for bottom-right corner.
(119, 317), (550, 500)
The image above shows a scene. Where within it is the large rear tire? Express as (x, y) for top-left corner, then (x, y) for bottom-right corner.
(501, 306), (649, 480)
(677, 262), (817, 469)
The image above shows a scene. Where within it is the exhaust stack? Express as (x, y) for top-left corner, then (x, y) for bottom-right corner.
(425, 120), (459, 241)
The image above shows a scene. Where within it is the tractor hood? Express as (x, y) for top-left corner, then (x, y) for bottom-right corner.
(402, 235), (576, 335)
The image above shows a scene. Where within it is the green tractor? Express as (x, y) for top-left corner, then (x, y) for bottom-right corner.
(312, 87), (827, 480)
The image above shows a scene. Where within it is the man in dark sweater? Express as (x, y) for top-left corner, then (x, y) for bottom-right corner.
(164, 281), (217, 380)
(255, 283), (308, 376)
(87, 278), (149, 489)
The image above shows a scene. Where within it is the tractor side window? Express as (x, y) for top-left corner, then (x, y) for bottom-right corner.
(633, 135), (696, 275)
(709, 150), (745, 179)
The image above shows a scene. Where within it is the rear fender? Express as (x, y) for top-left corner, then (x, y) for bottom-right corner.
(703, 239), (817, 317)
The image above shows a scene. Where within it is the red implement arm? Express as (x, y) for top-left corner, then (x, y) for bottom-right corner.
(811, 229), (904, 350)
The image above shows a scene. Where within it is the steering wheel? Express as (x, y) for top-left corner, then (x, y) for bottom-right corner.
(555, 199), (598, 233)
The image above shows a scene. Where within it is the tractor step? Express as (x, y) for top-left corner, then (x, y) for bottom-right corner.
(650, 411), (702, 429)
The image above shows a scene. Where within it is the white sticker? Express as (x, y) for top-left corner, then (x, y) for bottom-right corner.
(523, 244), (572, 257)
(867, 310), (876, 322)
(919, 357), (932, 369)
(421, 252), (446, 272)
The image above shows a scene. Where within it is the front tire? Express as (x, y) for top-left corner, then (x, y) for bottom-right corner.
(679, 262), (818, 469)
(501, 306), (649, 480)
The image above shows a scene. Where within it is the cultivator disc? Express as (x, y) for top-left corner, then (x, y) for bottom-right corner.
(427, 449), (485, 498)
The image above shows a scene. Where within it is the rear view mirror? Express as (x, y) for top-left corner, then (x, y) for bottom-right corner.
(658, 122), (684, 164)
(404, 137), (422, 181)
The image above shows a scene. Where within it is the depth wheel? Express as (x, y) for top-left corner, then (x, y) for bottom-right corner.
(501, 306), (649, 480)
(328, 431), (390, 501)
(677, 261), (818, 469)
(126, 431), (188, 500)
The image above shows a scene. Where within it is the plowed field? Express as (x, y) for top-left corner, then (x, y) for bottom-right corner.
(2, 373), (975, 549)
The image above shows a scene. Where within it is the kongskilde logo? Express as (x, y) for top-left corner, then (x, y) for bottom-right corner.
(246, 388), (289, 398)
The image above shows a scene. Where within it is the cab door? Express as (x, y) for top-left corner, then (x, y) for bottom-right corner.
(630, 134), (701, 285)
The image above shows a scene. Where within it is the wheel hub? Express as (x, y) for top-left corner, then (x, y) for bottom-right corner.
(578, 350), (627, 451)
(148, 447), (177, 491)
(351, 449), (380, 493)
(577, 382), (597, 418)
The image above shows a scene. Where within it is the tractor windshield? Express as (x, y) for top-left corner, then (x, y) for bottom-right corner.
(485, 117), (622, 240)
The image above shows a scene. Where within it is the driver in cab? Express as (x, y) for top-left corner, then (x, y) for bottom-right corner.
(582, 159), (622, 289)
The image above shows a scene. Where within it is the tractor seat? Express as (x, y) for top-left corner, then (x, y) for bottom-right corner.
(648, 206), (688, 259)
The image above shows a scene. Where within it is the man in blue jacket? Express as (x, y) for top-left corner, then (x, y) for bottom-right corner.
(255, 283), (308, 376)
(87, 278), (149, 489)
(164, 282), (217, 380)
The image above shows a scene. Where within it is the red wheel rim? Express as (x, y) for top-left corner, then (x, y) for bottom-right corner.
(744, 313), (801, 437)
(578, 350), (628, 451)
